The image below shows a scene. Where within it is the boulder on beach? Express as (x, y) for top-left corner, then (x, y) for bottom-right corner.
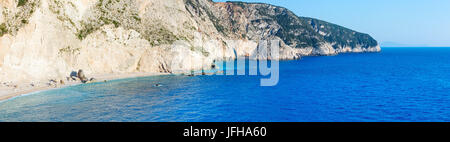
(77, 69), (88, 83)
(48, 80), (58, 87)
(70, 71), (78, 78)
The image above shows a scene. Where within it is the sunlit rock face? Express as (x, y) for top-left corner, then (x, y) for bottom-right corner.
(0, 0), (379, 83)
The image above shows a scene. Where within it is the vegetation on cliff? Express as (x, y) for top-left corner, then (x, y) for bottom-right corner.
(221, 1), (378, 49)
(75, 0), (181, 46)
(0, 0), (39, 37)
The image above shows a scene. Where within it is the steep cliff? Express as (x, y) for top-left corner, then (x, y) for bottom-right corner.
(204, 1), (380, 56)
(0, 0), (380, 83)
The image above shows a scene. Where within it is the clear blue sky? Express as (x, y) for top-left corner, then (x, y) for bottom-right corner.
(214, 0), (450, 47)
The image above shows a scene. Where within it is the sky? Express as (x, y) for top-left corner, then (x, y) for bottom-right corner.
(214, 0), (450, 47)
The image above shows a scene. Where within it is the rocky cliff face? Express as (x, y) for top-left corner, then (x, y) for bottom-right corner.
(206, 1), (380, 57)
(0, 0), (380, 83)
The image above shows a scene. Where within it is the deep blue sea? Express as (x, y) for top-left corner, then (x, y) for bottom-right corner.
(1, 47), (450, 122)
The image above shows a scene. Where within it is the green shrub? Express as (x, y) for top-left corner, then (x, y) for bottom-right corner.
(0, 23), (8, 36)
(17, 0), (28, 7)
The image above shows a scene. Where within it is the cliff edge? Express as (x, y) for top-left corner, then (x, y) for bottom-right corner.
(0, 0), (380, 83)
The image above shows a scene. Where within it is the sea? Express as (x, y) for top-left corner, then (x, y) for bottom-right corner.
(1, 47), (450, 122)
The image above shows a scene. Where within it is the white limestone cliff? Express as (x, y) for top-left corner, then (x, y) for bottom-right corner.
(0, 0), (380, 84)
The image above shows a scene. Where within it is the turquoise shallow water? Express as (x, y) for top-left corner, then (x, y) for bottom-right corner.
(1, 47), (450, 122)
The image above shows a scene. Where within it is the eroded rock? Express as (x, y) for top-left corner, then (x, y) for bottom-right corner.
(77, 69), (88, 83)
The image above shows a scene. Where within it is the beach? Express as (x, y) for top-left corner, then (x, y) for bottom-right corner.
(0, 72), (169, 102)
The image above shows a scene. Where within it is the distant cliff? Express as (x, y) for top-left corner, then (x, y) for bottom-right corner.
(197, 1), (380, 56)
(0, 0), (380, 83)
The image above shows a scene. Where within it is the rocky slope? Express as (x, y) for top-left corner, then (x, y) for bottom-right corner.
(0, 0), (380, 83)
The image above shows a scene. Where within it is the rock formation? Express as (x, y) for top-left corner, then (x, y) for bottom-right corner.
(0, 0), (380, 83)
(77, 69), (87, 83)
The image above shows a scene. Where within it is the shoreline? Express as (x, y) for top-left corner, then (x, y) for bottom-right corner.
(0, 51), (379, 102)
(0, 50), (382, 102)
(0, 72), (169, 102)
